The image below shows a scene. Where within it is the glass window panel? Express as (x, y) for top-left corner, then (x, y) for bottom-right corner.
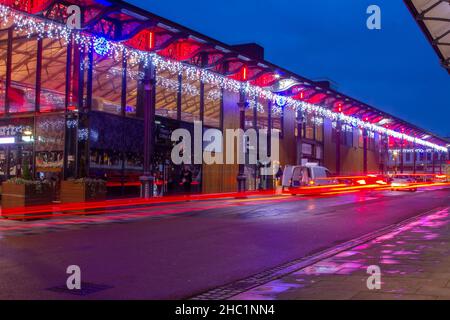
(314, 116), (323, 142)
(272, 105), (282, 135)
(125, 56), (141, 118)
(10, 30), (37, 113)
(204, 83), (221, 128)
(155, 68), (178, 120)
(40, 38), (67, 112)
(245, 98), (256, 129)
(92, 51), (122, 115)
(35, 115), (65, 170)
(257, 99), (269, 130)
(304, 114), (314, 140)
(181, 74), (200, 122)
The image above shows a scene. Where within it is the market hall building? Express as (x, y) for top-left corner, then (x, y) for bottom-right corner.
(0, 0), (448, 197)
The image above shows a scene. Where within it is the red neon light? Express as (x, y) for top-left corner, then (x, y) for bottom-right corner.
(148, 31), (154, 50)
(242, 66), (248, 81)
(125, 30), (156, 52)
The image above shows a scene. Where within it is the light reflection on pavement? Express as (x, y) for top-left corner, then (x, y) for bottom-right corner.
(231, 207), (450, 300)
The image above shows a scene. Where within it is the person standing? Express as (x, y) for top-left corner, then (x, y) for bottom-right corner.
(181, 165), (193, 195)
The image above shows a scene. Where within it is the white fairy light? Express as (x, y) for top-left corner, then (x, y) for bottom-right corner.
(0, 4), (447, 152)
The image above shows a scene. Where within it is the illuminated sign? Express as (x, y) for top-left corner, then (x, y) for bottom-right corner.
(0, 137), (15, 144)
(0, 125), (32, 137)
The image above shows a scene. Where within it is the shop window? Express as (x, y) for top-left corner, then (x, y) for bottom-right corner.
(35, 115), (65, 171)
(405, 152), (411, 162)
(10, 29), (37, 113)
(314, 116), (324, 142)
(344, 125), (354, 147)
(358, 129), (364, 147)
(181, 74), (200, 122)
(203, 83), (221, 128)
(40, 38), (67, 112)
(155, 68), (178, 120)
(368, 131), (376, 150)
(316, 145), (323, 160)
(89, 112), (144, 173)
(304, 114), (314, 140)
(92, 51), (122, 115)
(0, 30), (7, 114)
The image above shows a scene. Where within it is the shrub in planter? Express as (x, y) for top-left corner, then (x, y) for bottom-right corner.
(1, 178), (53, 218)
(60, 178), (107, 204)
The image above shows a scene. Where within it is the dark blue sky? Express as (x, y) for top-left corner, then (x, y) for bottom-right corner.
(127, 0), (450, 137)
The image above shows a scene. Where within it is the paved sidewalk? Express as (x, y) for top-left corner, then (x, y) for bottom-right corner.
(231, 207), (450, 300)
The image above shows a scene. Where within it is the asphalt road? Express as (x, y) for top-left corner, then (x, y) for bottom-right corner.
(0, 188), (449, 299)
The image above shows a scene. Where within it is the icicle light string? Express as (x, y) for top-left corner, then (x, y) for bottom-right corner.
(0, 4), (446, 152)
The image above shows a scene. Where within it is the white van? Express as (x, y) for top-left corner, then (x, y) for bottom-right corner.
(282, 163), (334, 188)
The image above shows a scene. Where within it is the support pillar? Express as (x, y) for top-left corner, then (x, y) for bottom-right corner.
(413, 142), (417, 175)
(63, 37), (77, 180)
(296, 109), (303, 165)
(384, 134), (389, 174)
(335, 120), (341, 175)
(363, 128), (368, 174)
(237, 86), (247, 193)
(432, 150), (436, 174)
(4, 27), (13, 115)
(400, 135), (404, 174)
(140, 62), (156, 198)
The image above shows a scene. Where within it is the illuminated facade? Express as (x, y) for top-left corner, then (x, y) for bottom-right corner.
(0, 0), (448, 196)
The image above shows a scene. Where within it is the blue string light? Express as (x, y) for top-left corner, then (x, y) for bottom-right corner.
(93, 37), (110, 56)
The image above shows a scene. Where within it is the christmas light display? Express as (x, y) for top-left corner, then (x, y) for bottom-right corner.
(0, 4), (447, 152)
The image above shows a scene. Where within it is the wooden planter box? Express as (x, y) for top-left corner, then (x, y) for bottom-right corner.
(1, 182), (53, 219)
(60, 180), (107, 204)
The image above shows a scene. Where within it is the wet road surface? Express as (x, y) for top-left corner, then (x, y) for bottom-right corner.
(0, 188), (449, 299)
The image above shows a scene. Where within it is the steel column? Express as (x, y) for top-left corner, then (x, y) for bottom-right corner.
(35, 38), (43, 113)
(237, 86), (247, 193)
(363, 128), (368, 174)
(335, 120), (341, 175)
(400, 135), (404, 174)
(120, 49), (127, 196)
(140, 62), (156, 198)
(4, 28), (13, 116)
(296, 110), (303, 165)
(432, 151), (436, 174)
(413, 142), (417, 174)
